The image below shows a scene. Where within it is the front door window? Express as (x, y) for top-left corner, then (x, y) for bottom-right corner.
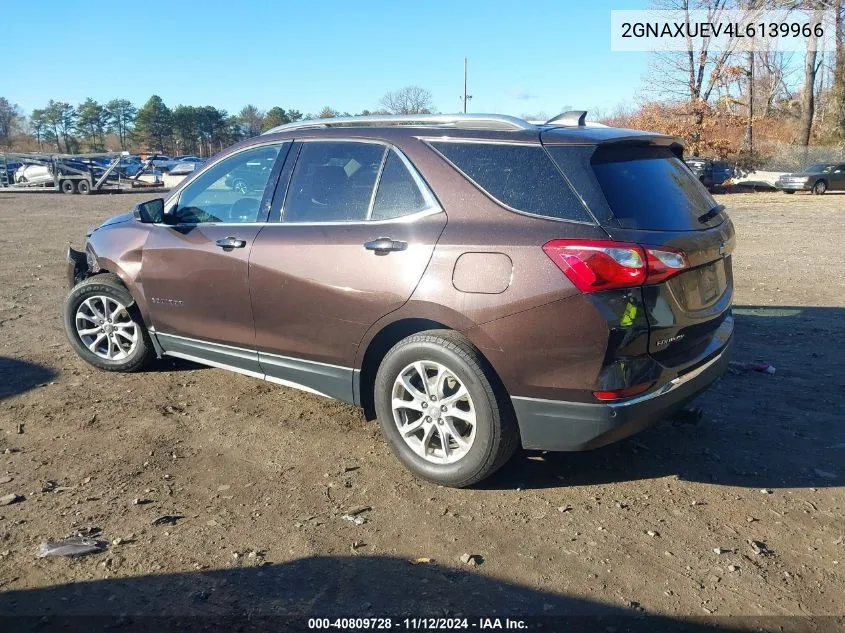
(175, 144), (282, 224)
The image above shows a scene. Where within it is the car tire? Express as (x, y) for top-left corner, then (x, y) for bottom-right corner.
(374, 330), (519, 488)
(812, 180), (827, 195)
(232, 178), (248, 195)
(61, 180), (77, 194)
(77, 180), (91, 195)
(64, 273), (154, 373)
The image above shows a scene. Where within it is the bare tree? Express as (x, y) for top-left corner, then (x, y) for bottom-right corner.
(799, 6), (824, 145)
(832, 0), (845, 139)
(755, 50), (796, 117)
(317, 106), (340, 119)
(645, 0), (743, 153)
(379, 86), (435, 115)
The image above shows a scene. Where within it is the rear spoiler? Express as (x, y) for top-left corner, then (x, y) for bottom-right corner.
(540, 126), (684, 159)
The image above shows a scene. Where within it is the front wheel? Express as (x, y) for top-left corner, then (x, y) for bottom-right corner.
(813, 180), (827, 195)
(64, 273), (154, 372)
(374, 331), (519, 488)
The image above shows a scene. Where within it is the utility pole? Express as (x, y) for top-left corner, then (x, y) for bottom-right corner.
(462, 58), (473, 113)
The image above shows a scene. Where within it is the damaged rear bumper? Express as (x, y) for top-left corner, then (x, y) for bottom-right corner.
(67, 246), (88, 288)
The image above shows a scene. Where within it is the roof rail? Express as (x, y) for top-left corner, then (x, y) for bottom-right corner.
(262, 113), (535, 135)
(546, 111), (588, 127)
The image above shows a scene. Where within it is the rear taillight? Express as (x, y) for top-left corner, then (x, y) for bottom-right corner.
(644, 247), (689, 283)
(543, 240), (688, 293)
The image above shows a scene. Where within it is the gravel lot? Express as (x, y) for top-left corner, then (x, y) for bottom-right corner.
(0, 190), (843, 629)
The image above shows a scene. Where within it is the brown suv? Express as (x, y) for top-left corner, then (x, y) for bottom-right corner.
(64, 112), (735, 487)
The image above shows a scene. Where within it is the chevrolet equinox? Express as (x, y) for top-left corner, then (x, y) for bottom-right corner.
(64, 112), (735, 487)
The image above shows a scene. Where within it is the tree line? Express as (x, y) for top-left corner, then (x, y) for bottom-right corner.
(0, 86), (435, 156)
(605, 0), (845, 161)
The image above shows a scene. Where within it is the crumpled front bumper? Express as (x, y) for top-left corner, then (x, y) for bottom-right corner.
(67, 246), (88, 288)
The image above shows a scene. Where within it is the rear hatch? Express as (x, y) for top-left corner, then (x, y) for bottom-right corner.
(545, 139), (734, 369)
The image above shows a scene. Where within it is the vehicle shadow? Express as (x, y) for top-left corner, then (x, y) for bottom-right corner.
(0, 357), (57, 400)
(0, 554), (765, 632)
(484, 305), (845, 491)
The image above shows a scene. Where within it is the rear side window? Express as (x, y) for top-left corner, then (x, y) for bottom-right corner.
(283, 141), (385, 222)
(371, 151), (428, 220)
(429, 142), (593, 223)
(549, 145), (721, 231)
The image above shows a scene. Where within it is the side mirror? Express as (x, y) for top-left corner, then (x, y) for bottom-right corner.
(132, 198), (164, 223)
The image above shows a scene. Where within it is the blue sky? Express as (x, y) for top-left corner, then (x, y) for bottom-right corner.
(2, 0), (647, 119)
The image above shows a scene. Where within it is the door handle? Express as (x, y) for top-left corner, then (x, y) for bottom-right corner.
(216, 236), (247, 249)
(364, 237), (407, 254)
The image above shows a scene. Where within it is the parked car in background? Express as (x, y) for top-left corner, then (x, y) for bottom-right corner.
(4, 160), (22, 181)
(685, 157), (732, 189)
(167, 162), (200, 176)
(118, 157), (143, 177)
(222, 155), (276, 193)
(174, 155), (205, 164)
(64, 113), (734, 487)
(14, 163), (52, 184)
(144, 155), (175, 172)
(775, 163), (845, 195)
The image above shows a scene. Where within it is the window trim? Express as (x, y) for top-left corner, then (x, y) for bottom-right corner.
(422, 138), (598, 226)
(275, 138), (443, 226)
(159, 140), (288, 227)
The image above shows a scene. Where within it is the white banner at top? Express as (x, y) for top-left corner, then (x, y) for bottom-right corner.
(610, 9), (837, 53)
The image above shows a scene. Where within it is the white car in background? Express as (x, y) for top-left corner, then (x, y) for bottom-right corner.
(14, 164), (52, 184)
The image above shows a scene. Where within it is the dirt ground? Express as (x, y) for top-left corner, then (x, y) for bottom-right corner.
(0, 190), (843, 629)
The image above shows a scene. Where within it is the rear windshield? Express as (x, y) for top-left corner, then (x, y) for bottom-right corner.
(549, 145), (722, 231)
(429, 141), (593, 223)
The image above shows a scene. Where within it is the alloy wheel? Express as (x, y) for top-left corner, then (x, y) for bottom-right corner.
(391, 360), (477, 464)
(75, 295), (138, 361)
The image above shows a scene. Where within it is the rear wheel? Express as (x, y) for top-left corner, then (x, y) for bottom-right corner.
(61, 180), (76, 194)
(77, 179), (91, 195)
(64, 274), (153, 372)
(374, 331), (519, 487)
(813, 180), (827, 195)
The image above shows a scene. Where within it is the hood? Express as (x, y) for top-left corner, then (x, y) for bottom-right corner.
(86, 212), (134, 237)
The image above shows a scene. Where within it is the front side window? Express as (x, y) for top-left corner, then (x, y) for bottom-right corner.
(175, 143), (282, 224)
(283, 142), (385, 223)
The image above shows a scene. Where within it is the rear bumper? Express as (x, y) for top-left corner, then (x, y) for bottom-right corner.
(512, 335), (733, 451)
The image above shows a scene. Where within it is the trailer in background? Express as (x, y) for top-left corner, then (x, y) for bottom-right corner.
(0, 151), (165, 194)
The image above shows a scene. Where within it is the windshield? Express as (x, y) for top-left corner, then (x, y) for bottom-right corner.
(802, 164), (835, 173)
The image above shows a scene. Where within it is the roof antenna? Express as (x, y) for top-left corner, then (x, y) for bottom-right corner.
(546, 111), (587, 127)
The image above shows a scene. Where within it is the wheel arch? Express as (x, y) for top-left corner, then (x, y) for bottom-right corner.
(356, 318), (450, 420)
(355, 313), (510, 423)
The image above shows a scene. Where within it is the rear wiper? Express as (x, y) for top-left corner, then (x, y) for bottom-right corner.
(698, 204), (724, 224)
